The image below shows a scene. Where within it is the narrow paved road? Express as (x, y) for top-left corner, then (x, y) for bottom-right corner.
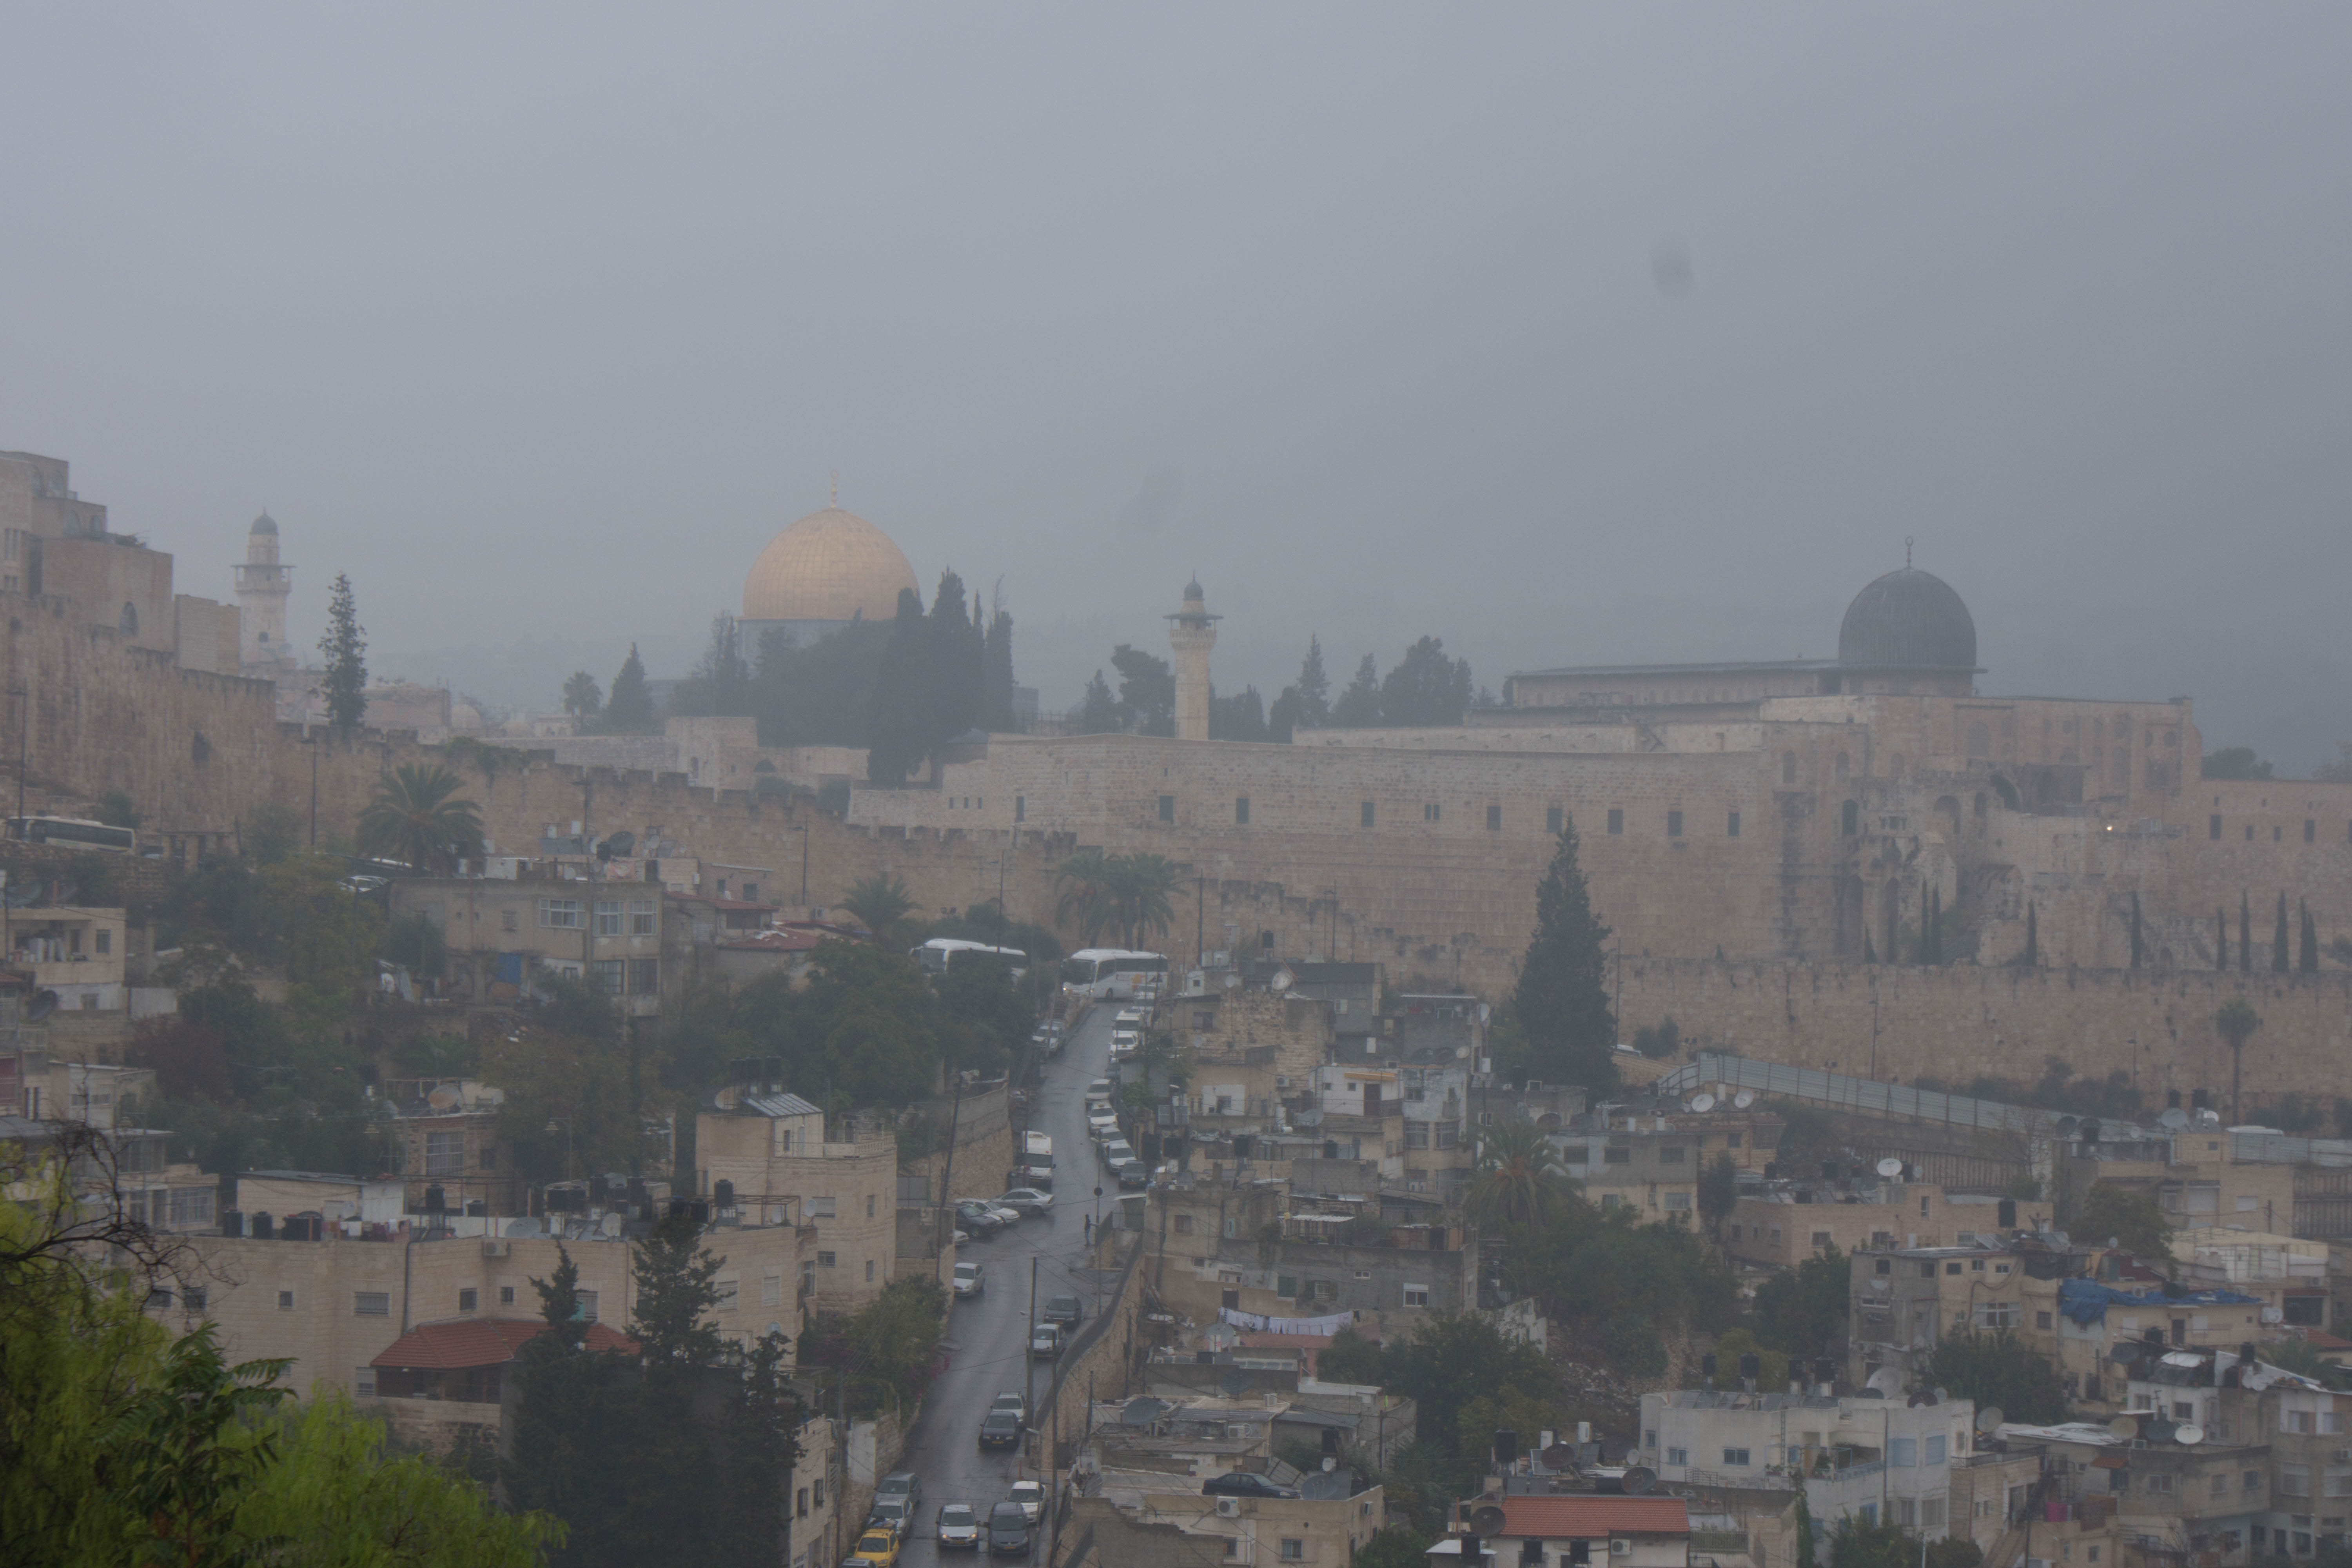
(891, 1002), (1120, 1568)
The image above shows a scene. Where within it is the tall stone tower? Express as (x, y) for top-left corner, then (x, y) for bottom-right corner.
(234, 512), (294, 671)
(1166, 577), (1219, 743)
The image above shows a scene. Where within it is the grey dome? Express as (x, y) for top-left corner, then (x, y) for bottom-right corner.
(250, 512), (278, 536)
(1837, 568), (1976, 669)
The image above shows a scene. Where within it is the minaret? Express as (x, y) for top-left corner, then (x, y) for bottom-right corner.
(1166, 577), (1219, 743)
(234, 512), (292, 669)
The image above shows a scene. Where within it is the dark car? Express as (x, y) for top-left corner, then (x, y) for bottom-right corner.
(1201, 1471), (1299, 1500)
(1115, 1160), (1149, 1189)
(979, 1409), (1022, 1451)
(987, 1502), (1032, 1557)
(956, 1201), (1005, 1238)
(1041, 1294), (1083, 1328)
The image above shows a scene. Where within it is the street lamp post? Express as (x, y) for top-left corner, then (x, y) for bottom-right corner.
(10, 684), (29, 828)
(796, 822), (811, 910)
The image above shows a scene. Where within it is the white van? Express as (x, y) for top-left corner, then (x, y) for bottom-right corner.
(1021, 1131), (1054, 1186)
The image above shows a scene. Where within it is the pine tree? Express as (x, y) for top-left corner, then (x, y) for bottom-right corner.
(605, 644), (657, 734)
(2241, 892), (2253, 975)
(2302, 899), (2320, 974)
(502, 1246), (636, 1563)
(1076, 670), (1120, 734)
(1294, 635), (1330, 728)
(563, 670), (604, 730)
(925, 568), (985, 755)
(1331, 653), (1382, 727)
(981, 606), (1017, 731)
(1508, 821), (1618, 1089)
(2023, 903), (2038, 967)
(867, 588), (929, 784)
(317, 573), (367, 731)
(2274, 891), (2291, 974)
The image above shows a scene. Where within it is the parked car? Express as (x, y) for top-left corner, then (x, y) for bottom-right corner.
(991, 1391), (1027, 1422)
(1113, 1007), (1146, 1027)
(875, 1474), (918, 1511)
(1086, 1079), (1114, 1101)
(987, 1502), (1032, 1557)
(995, 1188), (1053, 1217)
(953, 1261), (985, 1299)
(982, 1202), (1022, 1227)
(1006, 1481), (1045, 1524)
(937, 1504), (981, 1550)
(979, 1409), (1022, 1451)
(1201, 1472), (1299, 1500)
(1109, 1029), (1140, 1057)
(869, 1499), (914, 1534)
(1101, 1138), (1135, 1168)
(1041, 1294), (1083, 1328)
(1087, 1117), (1120, 1144)
(851, 1528), (904, 1568)
(1115, 1159), (1149, 1189)
(955, 1201), (1005, 1238)
(1029, 1323), (1063, 1360)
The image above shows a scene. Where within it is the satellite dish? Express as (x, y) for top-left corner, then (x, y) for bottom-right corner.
(427, 1085), (461, 1111)
(1689, 1093), (1717, 1114)
(2161, 1108), (2190, 1131)
(2056, 1115), (2080, 1140)
(1219, 1370), (1254, 1399)
(605, 830), (636, 857)
(1932, 1387), (1950, 1404)
(2108, 1415), (2141, 1440)
(1734, 1089), (1757, 1109)
(1468, 1508), (1508, 1540)
(24, 989), (56, 1022)
(1866, 1367), (1903, 1396)
(1621, 1467), (1657, 1495)
(598, 1211), (624, 1238)
(2197, 1109), (2221, 1128)
(1976, 1406), (2005, 1434)
(2110, 1342), (2140, 1365)
(1541, 1443), (1579, 1469)
(1876, 1157), (1905, 1179)
(2176, 1424), (2205, 1446)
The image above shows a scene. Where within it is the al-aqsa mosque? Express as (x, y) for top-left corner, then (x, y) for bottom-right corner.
(738, 488), (920, 652)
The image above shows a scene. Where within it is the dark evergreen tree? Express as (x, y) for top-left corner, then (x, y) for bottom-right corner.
(1378, 635), (1474, 727)
(2274, 891), (2291, 974)
(1109, 645), (1174, 735)
(605, 643), (657, 734)
(866, 588), (929, 784)
(924, 568), (985, 755)
(619, 1212), (725, 1564)
(503, 1246), (637, 1567)
(1330, 653), (1382, 727)
(563, 670), (604, 730)
(2023, 903), (2038, 966)
(2129, 892), (2143, 969)
(316, 573), (367, 731)
(2302, 899), (2320, 974)
(1508, 822), (1617, 1089)
(2241, 892), (2253, 975)
(1293, 635), (1330, 728)
(1266, 686), (1304, 744)
(710, 1330), (801, 1567)
(1209, 685), (1269, 741)
(981, 606), (1017, 732)
(1076, 670), (1121, 734)
(670, 613), (754, 717)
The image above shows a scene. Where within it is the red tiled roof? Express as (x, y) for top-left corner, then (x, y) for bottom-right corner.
(1498, 1497), (1690, 1539)
(1236, 1332), (1336, 1373)
(370, 1317), (638, 1370)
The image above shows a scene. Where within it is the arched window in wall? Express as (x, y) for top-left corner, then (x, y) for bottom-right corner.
(119, 602), (138, 635)
(1842, 800), (1859, 837)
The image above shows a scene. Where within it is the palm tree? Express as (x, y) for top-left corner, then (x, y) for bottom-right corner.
(356, 764), (484, 872)
(1053, 848), (1119, 947)
(2216, 996), (2260, 1125)
(1108, 853), (1187, 949)
(842, 873), (916, 945)
(1465, 1119), (1573, 1230)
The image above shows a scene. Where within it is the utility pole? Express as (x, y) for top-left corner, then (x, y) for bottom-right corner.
(1023, 1254), (1040, 1463)
(933, 1074), (964, 1282)
(10, 684), (27, 828)
(1196, 874), (1205, 973)
(798, 821), (810, 909)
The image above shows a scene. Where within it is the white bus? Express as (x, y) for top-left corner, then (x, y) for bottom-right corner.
(6, 816), (136, 854)
(909, 937), (1029, 980)
(1058, 949), (1170, 1001)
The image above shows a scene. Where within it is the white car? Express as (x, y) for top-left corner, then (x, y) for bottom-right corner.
(984, 1203), (1022, 1227)
(1109, 1030), (1139, 1057)
(1101, 1138), (1135, 1167)
(953, 1261), (985, 1298)
(1088, 1115), (1120, 1142)
(1113, 1008), (1147, 1027)
(996, 1188), (1054, 1217)
(1006, 1481), (1045, 1524)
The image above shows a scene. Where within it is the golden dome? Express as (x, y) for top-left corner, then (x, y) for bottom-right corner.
(742, 506), (918, 624)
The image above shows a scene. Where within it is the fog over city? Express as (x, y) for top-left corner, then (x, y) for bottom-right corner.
(3, 5), (2348, 767)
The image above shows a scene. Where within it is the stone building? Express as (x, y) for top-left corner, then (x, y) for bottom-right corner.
(693, 1088), (901, 1314)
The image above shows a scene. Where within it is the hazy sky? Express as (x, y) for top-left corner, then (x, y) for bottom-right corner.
(4, 6), (2348, 767)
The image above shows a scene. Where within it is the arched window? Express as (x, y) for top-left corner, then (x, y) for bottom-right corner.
(1781, 751), (1797, 787)
(118, 602), (138, 635)
(1842, 800), (1859, 837)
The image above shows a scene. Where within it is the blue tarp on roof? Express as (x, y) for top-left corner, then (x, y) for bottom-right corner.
(2058, 1278), (2260, 1327)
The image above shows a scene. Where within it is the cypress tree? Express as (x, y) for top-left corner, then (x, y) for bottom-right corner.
(2241, 893), (2253, 975)
(316, 573), (367, 731)
(981, 606), (1017, 732)
(2023, 903), (2038, 967)
(2274, 891), (2291, 974)
(605, 643), (657, 734)
(866, 587), (929, 784)
(2302, 899), (2320, 974)
(2217, 907), (2228, 971)
(1510, 821), (1618, 1089)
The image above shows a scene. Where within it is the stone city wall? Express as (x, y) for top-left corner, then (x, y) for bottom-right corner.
(1615, 958), (2352, 1106)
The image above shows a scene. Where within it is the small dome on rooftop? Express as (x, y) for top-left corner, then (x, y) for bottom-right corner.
(250, 512), (278, 536)
(1837, 566), (1977, 670)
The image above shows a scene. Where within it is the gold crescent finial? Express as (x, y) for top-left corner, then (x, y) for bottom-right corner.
(1905, 535), (1914, 569)
(830, 470), (839, 508)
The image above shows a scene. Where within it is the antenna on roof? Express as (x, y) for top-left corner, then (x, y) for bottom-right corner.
(1905, 535), (1914, 568)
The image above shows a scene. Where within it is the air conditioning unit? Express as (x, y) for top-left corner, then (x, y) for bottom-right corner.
(1526, 1079), (1544, 1091)
(1216, 1497), (1241, 1518)
(1277, 1076), (1290, 1089)
(482, 1239), (510, 1258)
(1610, 1541), (1631, 1557)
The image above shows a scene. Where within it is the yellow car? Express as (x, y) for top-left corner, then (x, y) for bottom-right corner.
(851, 1528), (903, 1568)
